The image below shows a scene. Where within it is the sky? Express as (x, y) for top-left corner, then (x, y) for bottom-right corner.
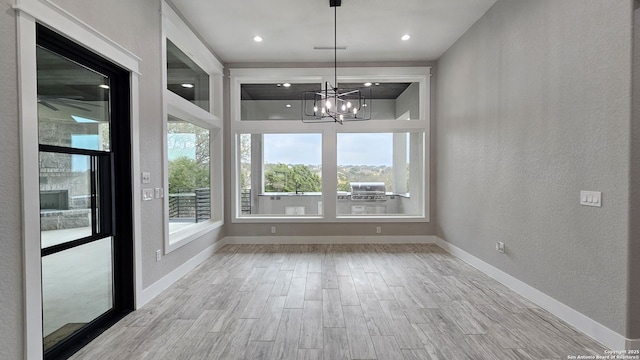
(263, 133), (398, 166)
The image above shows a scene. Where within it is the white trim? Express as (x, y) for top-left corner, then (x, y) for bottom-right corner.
(166, 220), (224, 253)
(15, 1), (142, 357)
(161, 2), (222, 74)
(136, 238), (228, 307)
(161, 0), (224, 254)
(17, 10), (44, 360)
(434, 237), (629, 351)
(13, 0), (140, 73)
(225, 235), (437, 245)
(228, 67), (431, 225)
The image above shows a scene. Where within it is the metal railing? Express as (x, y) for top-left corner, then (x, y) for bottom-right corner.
(241, 189), (251, 214)
(168, 188), (210, 223)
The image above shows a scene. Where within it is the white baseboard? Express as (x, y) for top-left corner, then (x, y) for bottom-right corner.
(628, 338), (640, 350)
(136, 237), (227, 307)
(434, 237), (629, 351)
(225, 235), (437, 245)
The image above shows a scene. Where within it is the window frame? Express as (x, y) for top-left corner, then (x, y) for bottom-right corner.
(162, 2), (224, 253)
(230, 67), (430, 223)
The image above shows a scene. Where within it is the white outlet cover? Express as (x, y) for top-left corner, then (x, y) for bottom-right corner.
(142, 188), (153, 201)
(142, 172), (151, 184)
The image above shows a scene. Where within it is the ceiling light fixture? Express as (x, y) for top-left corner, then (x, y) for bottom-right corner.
(364, 82), (372, 87)
(283, 83), (291, 87)
(253, 35), (263, 42)
(98, 84), (110, 89)
(286, 104), (292, 108)
(302, 0), (370, 124)
(401, 34), (411, 41)
(181, 83), (194, 88)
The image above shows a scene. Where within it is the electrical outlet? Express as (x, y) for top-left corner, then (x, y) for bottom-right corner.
(271, 226), (276, 234)
(142, 171), (151, 184)
(496, 242), (505, 253)
(376, 226), (381, 234)
(142, 188), (153, 201)
(155, 187), (164, 199)
(156, 249), (161, 262)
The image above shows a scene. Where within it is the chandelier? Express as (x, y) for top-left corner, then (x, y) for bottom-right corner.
(302, 0), (371, 124)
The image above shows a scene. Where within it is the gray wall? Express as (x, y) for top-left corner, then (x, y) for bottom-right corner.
(0, 1), (24, 358)
(0, 2), (226, 357)
(436, 0), (633, 336)
(629, 0), (640, 340)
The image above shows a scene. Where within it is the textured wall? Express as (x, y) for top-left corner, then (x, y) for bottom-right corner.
(47, 0), (225, 287)
(0, 1), (24, 358)
(436, 0), (632, 334)
(629, 0), (640, 340)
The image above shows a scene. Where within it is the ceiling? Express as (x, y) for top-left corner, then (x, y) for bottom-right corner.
(170, 0), (498, 64)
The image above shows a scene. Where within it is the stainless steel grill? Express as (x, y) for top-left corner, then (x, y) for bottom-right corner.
(350, 182), (386, 201)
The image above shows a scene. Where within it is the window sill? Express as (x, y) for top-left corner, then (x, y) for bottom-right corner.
(232, 216), (428, 223)
(166, 219), (223, 253)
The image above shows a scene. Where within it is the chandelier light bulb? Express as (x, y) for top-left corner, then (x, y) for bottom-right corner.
(339, 114), (344, 121)
(321, 107), (325, 114)
(313, 106), (318, 112)
(325, 100), (331, 109)
(341, 104), (346, 111)
(347, 101), (352, 108)
(353, 108), (358, 114)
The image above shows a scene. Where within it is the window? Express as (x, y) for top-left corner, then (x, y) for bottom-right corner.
(230, 67), (430, 222)
(166, 39), (210, 111)
(241, 83), (321, 120)
(336, 132), (424, 216)
(167, 117), (211, 231)
(239, 133), (323, 217)
(163, 2), (223, 252)
(337, 82), (421, 121)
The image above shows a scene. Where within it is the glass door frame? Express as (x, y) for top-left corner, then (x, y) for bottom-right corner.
(36, 24), (134, 360)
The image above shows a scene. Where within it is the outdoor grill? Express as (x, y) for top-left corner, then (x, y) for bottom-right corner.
(350, 182), (386, 201)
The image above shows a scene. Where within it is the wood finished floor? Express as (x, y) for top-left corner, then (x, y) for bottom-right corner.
(71, 244), (608, 360)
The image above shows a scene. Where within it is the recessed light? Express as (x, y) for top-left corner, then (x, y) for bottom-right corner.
(253, 35), (263, 42)
(285, 104), (292, 108)
(401, 34), (411, 41)
(98, 84), (109, 89)
(283, 83), (291, 87)
(181, 83), (194, 88)
(364, 82), (372, 87)
(375, 82), (380, 86)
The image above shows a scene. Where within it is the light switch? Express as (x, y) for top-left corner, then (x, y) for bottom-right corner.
(155, 188), (164, 199)
(580, 191), (601, 207)
(142, 172), (151, 184)
(142, 188), (153, 201)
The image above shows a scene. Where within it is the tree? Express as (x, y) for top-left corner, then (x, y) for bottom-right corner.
(168, 156), (210, 193)
(167, 121), (209, 164)
(240, 134), (251, 189)
(264, 163), (321, 192)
